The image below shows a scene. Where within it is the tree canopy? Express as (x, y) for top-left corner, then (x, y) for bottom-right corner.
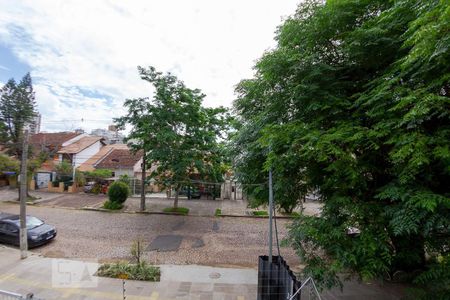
(116, 66), (231, 208)
(0, 73), (36, 157)
(233, 0), (449, 297)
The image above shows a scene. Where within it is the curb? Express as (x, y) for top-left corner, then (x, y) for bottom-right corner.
(2, 201), (298, 219)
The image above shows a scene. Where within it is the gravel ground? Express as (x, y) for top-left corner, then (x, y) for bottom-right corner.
(35, 192), (106, 208)
(125, 197), (221, 216)
(0, 202), (300, 269)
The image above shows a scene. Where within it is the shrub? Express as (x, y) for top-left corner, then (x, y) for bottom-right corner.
(131, 238), (145, 264)
(252, 210), (268, 216)
(215, 208), (222, 216)
(108, 181), (129, 204)
(103, 200), (123, 210)
(96, 261), (160, 281)
(162, 207), (189, 215)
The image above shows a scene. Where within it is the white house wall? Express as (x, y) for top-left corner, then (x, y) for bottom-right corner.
(73, 141), (103, 168)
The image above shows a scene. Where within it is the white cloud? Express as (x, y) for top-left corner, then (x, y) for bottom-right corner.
(0, 0), (300, 132)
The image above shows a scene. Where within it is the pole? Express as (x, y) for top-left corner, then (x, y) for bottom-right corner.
(268, 168), (273, 264)
(140, 152), (146, 211)
(72, 157), (76, 185)
(19, 129), (29, 259)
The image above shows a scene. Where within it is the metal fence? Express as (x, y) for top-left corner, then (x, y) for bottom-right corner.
(257, 255), (301, 300)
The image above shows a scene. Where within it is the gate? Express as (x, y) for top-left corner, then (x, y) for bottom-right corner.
(257, 255), (301, 300)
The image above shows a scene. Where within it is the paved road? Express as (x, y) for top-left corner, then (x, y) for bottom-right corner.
(0, 202), (299, 269)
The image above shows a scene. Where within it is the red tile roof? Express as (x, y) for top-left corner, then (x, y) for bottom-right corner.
(30, 132), (81, 152)
(95, 149), (142, 169)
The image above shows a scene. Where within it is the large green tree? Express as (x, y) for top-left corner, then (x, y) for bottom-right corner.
(116, 66), (230, 209)
(0, 73), (36, 157)
(233, 0), (449, 298)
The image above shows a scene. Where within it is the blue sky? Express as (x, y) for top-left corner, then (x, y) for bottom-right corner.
(0, 44), (30, 83)
(0, 0), (299, 133)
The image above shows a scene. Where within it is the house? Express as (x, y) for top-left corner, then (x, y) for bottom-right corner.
(29, 131), (84, 159)
(57, 136), (106, 168)
(94, 149), (143, 178)
(30, 131), (85, 189)
(78, 144), (129, 172)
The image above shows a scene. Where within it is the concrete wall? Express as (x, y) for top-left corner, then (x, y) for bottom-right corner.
(220, 180), (244, 200)
(73, 141), (103, 168)
(113, 168), (134, 178)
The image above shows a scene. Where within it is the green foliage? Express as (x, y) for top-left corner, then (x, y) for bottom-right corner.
(252, 210), (268, 216)
(96, 261), (160, 281)
(107, 181), (130, 204)
(233, 0), (450, 296)
(118, 174), (130, 185)
(0, 73), (36, 157)
(0, 154), (19, 173)
(84, 169), (113, 180)
(115, 66), (232, 208)
(74, 170), (86, 186)
(215, 208), (222, 216)
(162, 207), (189, 215)
(103, 200), (123, 210)
(55, 161), (73, 176)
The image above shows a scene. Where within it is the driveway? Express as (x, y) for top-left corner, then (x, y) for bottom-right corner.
(0, 202), (299, 269)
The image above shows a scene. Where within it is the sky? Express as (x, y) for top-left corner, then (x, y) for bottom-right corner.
(0, 0), (299, 133)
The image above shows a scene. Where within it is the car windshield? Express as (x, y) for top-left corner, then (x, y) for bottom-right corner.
(26, 217), (44, 229)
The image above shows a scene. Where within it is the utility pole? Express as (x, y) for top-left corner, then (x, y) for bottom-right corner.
(72, 158), (76, 186)
(19, 129), (29, 259)
(140, 151), (146, 211)
(268, 168), (274, 264)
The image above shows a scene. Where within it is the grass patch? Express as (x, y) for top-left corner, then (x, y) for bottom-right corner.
(96, 261), (160, 281)
(215, 208), (222, 216)
(162, 207), (189, 215)
(103, 200), (123, 210)
(284, 211), (300, 217)
(252, 210), (268, 216)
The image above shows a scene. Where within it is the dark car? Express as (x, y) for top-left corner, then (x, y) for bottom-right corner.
(0, 213), (57, 248)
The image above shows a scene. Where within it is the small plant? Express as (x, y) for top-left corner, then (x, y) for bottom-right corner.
(252, 210), (268, 216)
(108, 181), (130, 204)
(103, 200), (123, 210)
(162, 207), (189, 215)
(96, 261), (160, 281)
(130, 238), (144, 264)
(215, 208), (222, 216)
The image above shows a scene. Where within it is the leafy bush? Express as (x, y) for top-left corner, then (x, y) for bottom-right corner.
(103, 200), (123, 210)
(162, 207), (189, 215)
(84, 169), (113, 180)
(96, 261), (160, 281)
(118, 174), (131, 185)
(215, 208), (222, 216)
(55, 161), (72, 175)
(108, 181), (129, 204)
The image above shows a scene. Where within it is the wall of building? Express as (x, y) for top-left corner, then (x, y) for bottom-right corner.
(73, 141), (103, 168)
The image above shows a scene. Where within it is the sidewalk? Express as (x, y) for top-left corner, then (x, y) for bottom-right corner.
(0, 246), (257, 299)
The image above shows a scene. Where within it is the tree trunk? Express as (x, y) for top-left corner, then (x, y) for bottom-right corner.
(174, 185), (179, 209)
(140, 153), (146, 211)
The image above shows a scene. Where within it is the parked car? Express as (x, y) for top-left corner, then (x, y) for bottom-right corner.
(0, 213), (57, 247)
(84, 181), (96, 193)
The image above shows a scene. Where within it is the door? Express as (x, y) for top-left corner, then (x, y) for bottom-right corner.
(36, 172), (52, 189)
(0, 222), (19, 245)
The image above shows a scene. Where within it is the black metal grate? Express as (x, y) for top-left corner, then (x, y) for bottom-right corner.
(257, 255), (301, 300)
